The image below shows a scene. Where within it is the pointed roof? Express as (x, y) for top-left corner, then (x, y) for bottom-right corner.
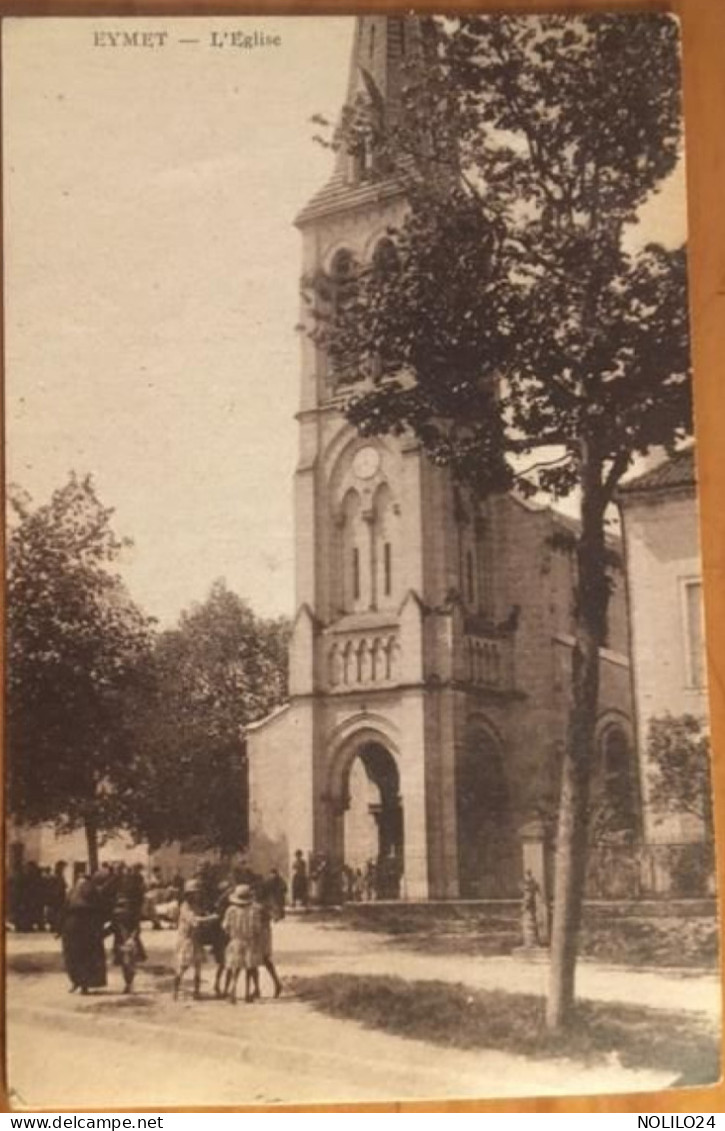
(618, 448), (696, 497)
(342, 16), (409, 134)
(295, 16), (422, 228)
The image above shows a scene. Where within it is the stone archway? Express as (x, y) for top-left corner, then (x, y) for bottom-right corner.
(344, 741), (403, 898)
(326, 725), (404, 901)
(456, 724), (520, 898)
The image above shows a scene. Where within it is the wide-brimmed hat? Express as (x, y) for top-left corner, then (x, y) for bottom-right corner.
(229, 884), (252, 906)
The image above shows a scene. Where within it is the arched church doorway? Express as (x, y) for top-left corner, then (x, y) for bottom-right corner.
(344, 741), (403, 900)
(456, 727), (520, 898)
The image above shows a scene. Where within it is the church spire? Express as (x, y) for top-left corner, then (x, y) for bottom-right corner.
(295, 16), (424, 228)
(342, 16), (409, 132)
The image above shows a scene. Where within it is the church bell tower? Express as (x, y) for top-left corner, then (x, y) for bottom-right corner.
(247, 16), (603, 902)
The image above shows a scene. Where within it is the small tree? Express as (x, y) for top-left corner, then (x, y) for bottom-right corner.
(311, 14), (690, 1027)
(7, 474), (154, 870)
(647, 713), (713, 840)
(132, 580), (289, 855)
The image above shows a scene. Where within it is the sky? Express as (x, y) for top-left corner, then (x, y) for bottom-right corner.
(4, 16), (354, 626)
(4, 16), (687, 629)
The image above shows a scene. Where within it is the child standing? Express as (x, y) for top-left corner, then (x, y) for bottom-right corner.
(221, 884), (263, 1004)
(173, 879), (217, 1001)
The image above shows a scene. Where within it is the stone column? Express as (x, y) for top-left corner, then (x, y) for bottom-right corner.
(363, 505), (376, 610)
(399, 691), (429, 900)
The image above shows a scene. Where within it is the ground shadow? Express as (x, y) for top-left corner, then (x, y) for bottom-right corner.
(291, 973), (720, 1085)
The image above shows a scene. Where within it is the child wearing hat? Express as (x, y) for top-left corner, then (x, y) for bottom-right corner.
(221, 884), (263, 1004)
(173, 879), (218, 1001)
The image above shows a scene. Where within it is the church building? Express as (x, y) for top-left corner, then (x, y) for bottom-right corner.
(247, 16), (635, 901)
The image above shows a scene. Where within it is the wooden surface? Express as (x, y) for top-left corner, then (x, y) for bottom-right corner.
(2, 0), (724, 1114)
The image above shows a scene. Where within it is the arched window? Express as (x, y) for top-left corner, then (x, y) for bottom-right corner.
(466, 549), (475, 606)
(372, 482), (397, 609)
(328, 249), (359, 385)
(592, 724), (639, 840)
(369, 239), (400, 379)
(340, 488), (366, 612)
(384, 542), (392, 597)
(476, 515), (493, 618)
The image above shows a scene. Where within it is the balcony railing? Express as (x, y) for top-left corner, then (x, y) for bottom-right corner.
(465, 632), (514, 691)
(323, 627), (400, 690)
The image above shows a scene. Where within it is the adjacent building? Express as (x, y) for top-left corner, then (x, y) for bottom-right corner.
(618, 448), (710, 850)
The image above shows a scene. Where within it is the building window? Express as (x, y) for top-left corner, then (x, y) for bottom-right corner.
(384, 542), (392, 597)
(329, 249), (359, 384)
(593, 725), (639, 840)
(466, 550), (475, 605)
(370, 239), (400, 377)
(353, 548), (361, 602)
(683, 579), (706, 689)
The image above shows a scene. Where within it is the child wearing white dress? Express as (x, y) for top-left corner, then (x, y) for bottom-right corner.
(222, 885), (263, 1004)
(172, 880), (217, 1001)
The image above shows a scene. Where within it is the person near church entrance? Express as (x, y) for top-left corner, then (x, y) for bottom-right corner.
(521, 869), (542, 947)
(291, 850), (308, 909)
(309, 854), (330, 905)
(363, 859), (377, 902)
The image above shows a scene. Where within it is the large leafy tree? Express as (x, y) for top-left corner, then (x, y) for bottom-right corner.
(7, 474), (155, 870)
(315, 14), (690, 1027)
(131, 580), (289, 855)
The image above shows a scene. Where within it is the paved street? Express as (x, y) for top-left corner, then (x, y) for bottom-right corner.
(6, 915), (721, 1108)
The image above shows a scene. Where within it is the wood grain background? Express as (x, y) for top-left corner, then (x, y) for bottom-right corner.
(1, 0), (723, 1113)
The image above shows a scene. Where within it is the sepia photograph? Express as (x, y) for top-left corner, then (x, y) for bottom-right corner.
(3, 11), (721, 1110)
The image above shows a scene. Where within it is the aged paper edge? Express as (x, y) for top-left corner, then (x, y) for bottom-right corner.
(0, 0), (723, 1115)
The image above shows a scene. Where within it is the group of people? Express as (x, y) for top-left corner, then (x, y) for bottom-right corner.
(27, 858), (288, 1004)
(11, 849), (404, 1004)
(7, 860), (69, 933)
(174, 871), (285, 1005)
(290, 850), (402, 906)
(61, 862), (150, 996)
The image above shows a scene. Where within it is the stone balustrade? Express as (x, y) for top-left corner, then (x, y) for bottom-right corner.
(324, 629), (401, 689)
(466, 632), (513, 690)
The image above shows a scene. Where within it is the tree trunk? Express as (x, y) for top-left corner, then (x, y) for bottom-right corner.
(546, 458), (608, 1030)
(85, 815), (99, 874)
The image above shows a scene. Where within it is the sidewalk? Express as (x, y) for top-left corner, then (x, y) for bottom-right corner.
(6, 918), (719, 1108)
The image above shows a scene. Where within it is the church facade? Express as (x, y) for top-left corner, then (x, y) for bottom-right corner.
(247, 16), (635, 901)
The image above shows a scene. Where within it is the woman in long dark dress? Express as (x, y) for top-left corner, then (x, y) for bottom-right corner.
(62, 874), (107, 994)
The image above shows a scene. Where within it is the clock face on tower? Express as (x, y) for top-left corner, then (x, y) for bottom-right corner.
(353, 445), (381, 480)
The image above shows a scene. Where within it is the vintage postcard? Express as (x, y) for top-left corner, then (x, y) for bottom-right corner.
(3, 12), (721, 1110)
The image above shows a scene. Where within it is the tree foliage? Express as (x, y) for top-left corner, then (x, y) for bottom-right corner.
(7, 474), (154, 864)
(318, 15), (690, 501)
(647, 714), (713, 840)
(131, 580), (290, 854)
(312, 13), (691, 1027)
